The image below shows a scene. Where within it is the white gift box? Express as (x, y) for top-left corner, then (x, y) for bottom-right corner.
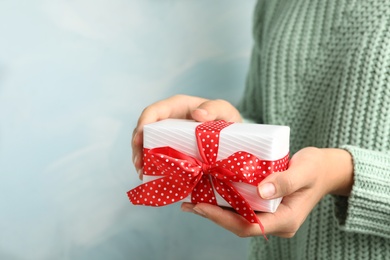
(142, 119), (290, 213)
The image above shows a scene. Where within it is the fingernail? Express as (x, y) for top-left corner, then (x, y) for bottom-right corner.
(133, 155), (138, 165)
(259, 183), (276, 199)
(137, 169), (143, 180)
(181, 205), (195, 213)
(195, 108), (208, 116)
(192, 207), (206, 217)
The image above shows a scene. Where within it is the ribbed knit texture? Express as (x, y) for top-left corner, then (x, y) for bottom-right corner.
(238, 0), (390, 259)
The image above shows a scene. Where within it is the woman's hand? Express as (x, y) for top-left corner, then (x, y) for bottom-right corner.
(181, 147), (354, 238)
(132, 94), (242, 179)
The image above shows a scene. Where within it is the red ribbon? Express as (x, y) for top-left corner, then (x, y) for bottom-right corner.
(127, 120), (289, 235)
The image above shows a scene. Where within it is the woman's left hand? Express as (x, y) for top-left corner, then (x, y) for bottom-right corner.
(181, 147), (354, 238)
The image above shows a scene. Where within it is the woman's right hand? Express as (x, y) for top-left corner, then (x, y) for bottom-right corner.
(131, 94), (242, 179)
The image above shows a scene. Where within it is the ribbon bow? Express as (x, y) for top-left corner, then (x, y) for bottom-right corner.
(128, 120), (289, 235)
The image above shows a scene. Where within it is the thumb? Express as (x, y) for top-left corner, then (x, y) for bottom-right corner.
(257, 171), (297, 199)
(191, 99), (242, 123)
(257, 148), (322, 199)
(257, 160), (317, 199)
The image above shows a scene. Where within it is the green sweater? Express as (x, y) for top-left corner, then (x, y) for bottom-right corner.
(238, 1), (390, 259)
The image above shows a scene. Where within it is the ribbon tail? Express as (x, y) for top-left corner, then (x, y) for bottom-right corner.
(212, 179), (267, 239)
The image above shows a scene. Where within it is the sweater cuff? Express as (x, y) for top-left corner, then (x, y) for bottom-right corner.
(333, 145), (390, 238)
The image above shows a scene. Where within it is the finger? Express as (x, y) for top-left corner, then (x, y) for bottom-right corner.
(131, 125), (144, 175)
(182, 203), (263, 237)
(257, 170), (302, 200)
(132, 128), (144, 180)
(190, 202), (299, 237)
(191, 99), (242, 123)
(137, 95), (209, 129)
(131, 95), (209, 173)
(181, 202), (197, 214)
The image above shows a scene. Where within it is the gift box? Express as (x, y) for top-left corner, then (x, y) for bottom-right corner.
(128, 119), (289, 228)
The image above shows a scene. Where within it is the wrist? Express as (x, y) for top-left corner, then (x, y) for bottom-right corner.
(322, 148), (354, 196)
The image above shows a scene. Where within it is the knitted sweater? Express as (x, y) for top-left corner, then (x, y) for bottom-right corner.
(238, 1), (390, 259)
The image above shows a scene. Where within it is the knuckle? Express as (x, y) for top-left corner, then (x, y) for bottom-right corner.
(285, 175), (295, 194)
(214, 99), (229, 107)
(140, 105), (153, 116)
(290, 222), (301, 234)
(214, 98), (225, 103)
(171, 94), (184, 101)
(277, 174), (295, 195)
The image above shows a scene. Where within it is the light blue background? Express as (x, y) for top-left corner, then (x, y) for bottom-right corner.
(0, 1), (257, 259)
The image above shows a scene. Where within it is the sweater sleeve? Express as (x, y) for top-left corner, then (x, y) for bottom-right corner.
(333, 145), (390, 238)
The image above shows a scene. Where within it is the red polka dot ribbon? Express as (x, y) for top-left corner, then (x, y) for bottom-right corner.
(127, 120), (289, 236)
